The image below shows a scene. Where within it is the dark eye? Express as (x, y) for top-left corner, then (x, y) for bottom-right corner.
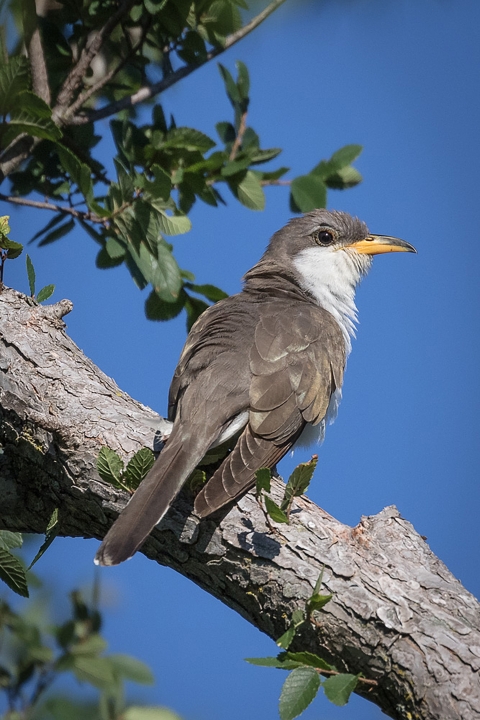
(314, 229), (335, 246)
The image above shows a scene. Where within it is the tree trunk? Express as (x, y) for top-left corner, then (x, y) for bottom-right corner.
(1, 286), (479, 720)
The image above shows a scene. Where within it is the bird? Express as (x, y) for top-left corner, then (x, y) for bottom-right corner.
(95, 209), (415, 566)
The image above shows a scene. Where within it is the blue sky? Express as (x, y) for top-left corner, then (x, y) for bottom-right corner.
(3, 0), (480, 718)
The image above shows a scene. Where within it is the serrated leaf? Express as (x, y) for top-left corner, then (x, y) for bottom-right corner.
(37, 284), (55, 303)
(323, 673), (358, 706)
(264, 495), (289, 524)
(56, 145), (93, 198)
(0, 236), (21, 251)
(28, 508), (60, 570)
(185, 283), (228, 302)
(290, 174), (326, 213)
(124, 448), (155, 489)
(96, 247), (125, 269)
(15, 91), (52, 119)
(279, 667), (321, 720)
(260, 166), (290, 181)
(26, 254), (36, 295)
(156, 212), (191, 236)
(0, 548), (29, 597)
(283, 651), (333, 671)
(0, 215), (11, 235)
(234, 170), (265, 210)
(123, 707), (182, 720)
(281, 456), (317, 511)
(5, 242), (23, 260)
(162, 127), (216, 152)
(255, 467), (271, 494)
(3, 109), (61, 144)
(249, 148), (282, 165)
(145, 289), (186, 321)
(144, 164), (172, 201)
(70, 634), (108, 656)
(0, 531), (23, 551)
(38, 218), (75, 246)
(105, 237), (126, 259)
(109, 654), (154, 684)
(221, 157), (251, 177)
(97, 447), (124, 485)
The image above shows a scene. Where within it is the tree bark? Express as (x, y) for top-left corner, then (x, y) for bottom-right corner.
(0, 286), (479, 720)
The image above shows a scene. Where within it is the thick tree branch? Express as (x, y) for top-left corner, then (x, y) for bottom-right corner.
(22, 0), (51, 105)
(68, 0), (288, 126)
(0, 286), (479, 720)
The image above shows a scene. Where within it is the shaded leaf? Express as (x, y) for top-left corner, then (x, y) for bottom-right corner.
(326, 165), (362, 189)
(38, 218), (75, 246)
(124, 448), (155, 489)
(0, 531), (23, 551)
(105, 237), (126, 259)
(185, 295), (209, 331)
(145, 164), (172, 200)
(276, 625), (296, 650)
(306, 593), (333, 613)
(37, 284), (55, 303)
(323, 673), (358, 706)
(185, 283), (228, 302)
(216, 121), (236, 144)
(281, 456), (317, 511)
(279, 667), (320, 720)
(264, 496), (288, 524)
(255, 467), (271, 494)
(0, 548), (29, 597)
(97, 447), (124, 485)
(28, 508), (60, 569)
(236, 60), (250, 100)
(145, 289), (186, 321)
(282, 651), (333, 671)
(25, 254), (35, 296)
(218, 63), (241, 105)
(245, 656), (303, 670)
(0, 56), (30, 115)
(249, 148), (282, 165)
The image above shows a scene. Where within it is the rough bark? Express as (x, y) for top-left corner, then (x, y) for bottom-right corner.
(0, 286), (479, 720)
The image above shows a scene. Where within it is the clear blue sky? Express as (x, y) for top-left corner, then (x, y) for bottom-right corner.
(3, 1), (480, 718)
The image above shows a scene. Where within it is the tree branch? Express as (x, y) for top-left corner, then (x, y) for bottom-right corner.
(53, 0), (136, 120)
(0, 193), (102, 223)
(0, 136), (40, 185)
(21, 0), (51, 105)
(68, 0), (288, 126)
(1, 286), (479, 720)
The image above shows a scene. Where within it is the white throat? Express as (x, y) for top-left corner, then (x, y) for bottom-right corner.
(293, 247), (371, 355)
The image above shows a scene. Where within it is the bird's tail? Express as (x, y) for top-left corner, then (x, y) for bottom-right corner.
(95, 431), (207, 566)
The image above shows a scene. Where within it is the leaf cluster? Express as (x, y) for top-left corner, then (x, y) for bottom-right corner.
(0, 585), (175, 720)
(255, 455), (318, 524)
(97, 446), (155, 493)
(1, 0), (362, 325)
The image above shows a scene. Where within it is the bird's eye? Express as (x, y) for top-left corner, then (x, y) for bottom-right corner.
(314, 229), (335, 246)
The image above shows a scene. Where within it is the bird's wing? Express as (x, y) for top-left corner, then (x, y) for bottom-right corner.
(194, 302), (345, 517)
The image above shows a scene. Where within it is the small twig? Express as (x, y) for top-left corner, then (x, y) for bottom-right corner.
(69, 0), (288, 126)
(260, 179), (291, 186)
(53, 0), (136, 119)
(0, 193), (103, 224)
(229, 110), (248, 161)
(315, 668), (378, 687)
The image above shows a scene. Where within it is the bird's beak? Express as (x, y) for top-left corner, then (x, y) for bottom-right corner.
(346, 234), (417, 255)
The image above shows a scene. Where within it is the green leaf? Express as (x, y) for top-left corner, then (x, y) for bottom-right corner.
(216, 121), (236, 144)
(323, 673), (358, 706)
(249, 148), (282, 165)
(105, 237), (126, 259)
(264, 496), (289, 524)
(28, 508), (60, 569)
(0, 548), (29, 597)
(124, 448), (155, 490)
(123, 708), (182, 720)
(96, 247), (125, 269)
(56, 145), (93, 198)
(282, 651), (333, 671)
(0, 215), (11, 236)
(97, 447), (124, 486)
(221, 157), (252, 177)
(5, 240), (24, 260)
(0, 530), (23, 551)
(162, 127), (216, 153)
(185, 283), (228, 302)
(218, 63), (241, 105)
(37, 284), (55, 303)
(70, 634), (108, 656)
(279, 667), (321, 720)
(329, 144), (362, 169)
(4, 107), (61, 144)
(245, 656), (295, 669)
(109, 654), (154, 684)
(236, 60), (250, 100)
(184, 295), (209, 331)
(276, 625), (296, 650)
(38, 218), (75, 246)
(0, 56), (30, 116)
(290, 175), (326, 213)
(281, 456), (317, 511)
(26, 254), (36, 295)
(255, 467), (271, 494)
(145, 289), (186, 321)
(156, 212), (192, 236)
(71, 655), (116, 688)
(234, 170), (265, 210)
(326, 165), (363, 189)
(15, 91), (52, 118)
(144, 164), (172, 201)
(306, 593), (333, 613)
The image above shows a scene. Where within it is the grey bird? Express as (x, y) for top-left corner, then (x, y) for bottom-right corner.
(95, 209), (415, 566)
